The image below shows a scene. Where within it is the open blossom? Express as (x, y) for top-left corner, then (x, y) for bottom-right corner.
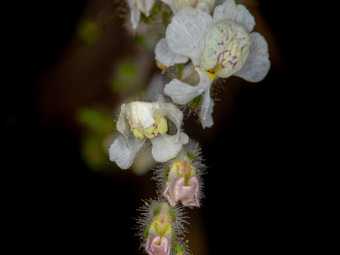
(155, 0), (270, 128)
(109, 101), (189, 169)
(127, 0), (155, 29)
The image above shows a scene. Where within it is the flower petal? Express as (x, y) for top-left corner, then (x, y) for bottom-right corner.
(116, 104), (130, 139)
(155, 38), (189, 67)
(163, 176), (200, 207)
(158, 102), (184, 141)
(181, 176), (200, 207)
(200, 21), (251, 78)
(164, 68), (212, 104)
(163, 181), (177, 206)
(146, 235), (171, 255)
(213, 0), (255, 32)
(151, 133), (189, 162)
(109, 135), (146, 169)
(166, 7), (213, 65)
(199, 87), (215, 128)
(234, 32), (270, 82)
(130, 7), (140, 30)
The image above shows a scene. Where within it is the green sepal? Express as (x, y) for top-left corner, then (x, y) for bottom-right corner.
(186, 150), (197, 162)
(144, 220), (151, 238)
(161, 8), (172, 28)
(164, 166), (170, 181)
(168, 206), (176, 222)
(173, 243), (183, 254)
(153, 203), (162, 216)
(188, 95), (203, 110)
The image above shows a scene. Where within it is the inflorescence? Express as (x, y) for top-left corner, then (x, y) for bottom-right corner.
(109, 0), (270, 254)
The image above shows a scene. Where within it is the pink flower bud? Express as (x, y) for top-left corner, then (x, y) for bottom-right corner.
(146, 235), (171, 255)
(163, 159), (201, 207)
(164, 175), (200, 207)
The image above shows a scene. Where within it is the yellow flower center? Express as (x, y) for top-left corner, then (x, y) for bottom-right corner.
(206, 69), (216, 80)
(170, 160), (196, 185)
(131, 112), (168, 139)
(149, 213), (173, 237)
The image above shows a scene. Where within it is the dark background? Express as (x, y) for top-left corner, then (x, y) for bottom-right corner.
(6, 0), (309, 253)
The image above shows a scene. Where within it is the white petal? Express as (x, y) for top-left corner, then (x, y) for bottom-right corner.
(136, 0), (155, 17)
(234, 32), (270, 82)
(196, 2), (210, 13)
(130, 7), (140, 30)
(213, 0), (255, 32)
(199, 87), (215, 128)
(109, 135), (146, 169)
(166, 7), (213, 65)
(126, 0), (141, 30)
(125, 101), (159, 129)
(164, 68), (212, 104)
(198, 0), (216, 13)
(151, 133), (189, 162)
(116, 104), (130, 138)
(155, 38), (189, 67)
(200, 21), (251, 78)
(158, 102), (184, 141)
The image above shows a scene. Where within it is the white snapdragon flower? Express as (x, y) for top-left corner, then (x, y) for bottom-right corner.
(155, 0), (270, 128)
(127, 0), (155, 29)
(109, 101), (189, 169)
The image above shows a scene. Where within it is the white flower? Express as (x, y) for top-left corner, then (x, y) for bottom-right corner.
(109, 101), (189, 169)
(161, 0), (215, 13)
(127, 0), (155, 29)
(155, 0), (270, 128)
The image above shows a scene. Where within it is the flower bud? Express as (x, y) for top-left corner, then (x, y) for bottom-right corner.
(163, 160), (200, 207)
(146, 235), (171, 255)
(155, 143), (206, 207)
(137, 200), (187, 255)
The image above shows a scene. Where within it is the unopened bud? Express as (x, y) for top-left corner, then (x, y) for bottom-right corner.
(163, 159), (200, 207)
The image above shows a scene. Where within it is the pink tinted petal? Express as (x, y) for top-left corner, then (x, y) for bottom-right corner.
(163, 177), (186, 206)
(181, 176), (200, 207)
(146, 235), (170, 255)
(164, 176), (200, 207)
